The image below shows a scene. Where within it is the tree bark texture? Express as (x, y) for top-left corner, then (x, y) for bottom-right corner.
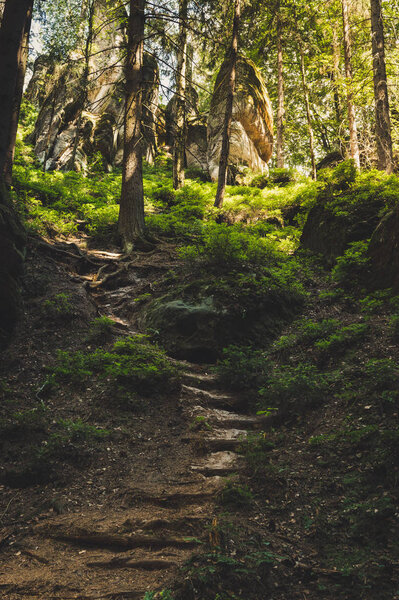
(214, 0), (240, 209)
(370, 0), (393, 173)
(299, 46), (317, 180)
(118, 0), (145, 253)
(341, 0), (360, 168)
(173, 0), (188, 190)
(0, 0), (34, 184)
(276, 16), (285, 169)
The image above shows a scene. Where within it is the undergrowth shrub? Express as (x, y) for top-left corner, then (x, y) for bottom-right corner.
(50, 335), (180, 396)
(217, 346), (270, 392)
(331, 240), (370, 289)
(258, 363), (329, 417)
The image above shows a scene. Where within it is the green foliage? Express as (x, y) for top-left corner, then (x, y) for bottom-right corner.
(239, 432), (276, 477)
(272, 318), (340, 352)
(50, 335), (180, 397)
(42, 293), (74, 320)
(259, 363), (329, 417)
(331, 241), (370, 289)
(217, 346), (270, 392)
(314, 322), (369, 357)
(389, 314), (399, 341)
(86, 316), (114, 342)
(218, 481), (253, 509)
(180, 223), (283, 270)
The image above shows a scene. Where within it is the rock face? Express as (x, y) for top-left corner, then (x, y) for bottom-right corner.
(301, 163), (386, 265)
(28, 1), (159, 172)
(367, 205), (399, 291)
(0, 187), (25, 350)
(207, 57), (273, 182)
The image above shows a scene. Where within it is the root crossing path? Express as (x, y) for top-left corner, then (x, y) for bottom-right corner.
(0, 241), (266, 600)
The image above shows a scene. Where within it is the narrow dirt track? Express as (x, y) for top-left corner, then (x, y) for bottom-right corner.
(0, 239), (266, 600)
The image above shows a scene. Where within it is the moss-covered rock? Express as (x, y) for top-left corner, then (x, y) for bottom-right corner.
(143, 273), (304, 363)
(300, 163), (399, 265)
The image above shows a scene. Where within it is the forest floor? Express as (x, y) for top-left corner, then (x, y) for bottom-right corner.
(0, 231), (398, 600)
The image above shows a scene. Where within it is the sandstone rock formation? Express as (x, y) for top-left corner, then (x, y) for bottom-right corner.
(207, 57), (274, 182)
(28, 1), (159, 172)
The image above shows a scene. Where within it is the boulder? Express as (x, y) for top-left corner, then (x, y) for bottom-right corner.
(367, 205), (399, 291)
(207, 57), (273, 182)
(144, 297), (224, 363)
(143, 277), (302, 363)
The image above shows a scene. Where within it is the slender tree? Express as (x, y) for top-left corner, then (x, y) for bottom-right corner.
(370, 0), (393, 173)
(276, 11), (285, 168)
(214, 0), (241, 209)
(341, 0), (360, 168)
(69, 0), (95, 170)
(299, 45), (317, 180)
(173, 0), (188, 190)
(0, 0), (34, 184)
(118, 0), (146, 253)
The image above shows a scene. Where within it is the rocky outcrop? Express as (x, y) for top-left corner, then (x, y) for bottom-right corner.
(0, 186), (25, 350)
(207, 57), (273, 182)
(185, 117), (208, 172)
(367, 205), (399, 291)
(28, 1), (159, 172)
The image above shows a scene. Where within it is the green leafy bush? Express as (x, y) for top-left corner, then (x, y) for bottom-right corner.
(50, 335), (180, 396)
(331, 241), (370, 289)
(259, 363), (329, 417)
(217, 346), (270, 392)
(314, 322), (369, 357)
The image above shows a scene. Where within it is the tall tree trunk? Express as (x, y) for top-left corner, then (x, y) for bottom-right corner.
(0, 0), (34, 184)
(214, 0), (240, 209)
(173, 0), (188, 190)
(341, 0), (360, 168)
(370, 0), (393, 173)
(3, 3), (32, 185)
(70, 0), (95, 171)
(299, 46), (317, 180)
(276, 14), (285, 169)
(118, 0), (145, 253)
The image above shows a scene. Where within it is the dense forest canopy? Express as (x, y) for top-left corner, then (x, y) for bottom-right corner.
(1, 1), (399, 599)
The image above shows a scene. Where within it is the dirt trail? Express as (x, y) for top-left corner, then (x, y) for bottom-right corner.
(0, 239), (265, 600)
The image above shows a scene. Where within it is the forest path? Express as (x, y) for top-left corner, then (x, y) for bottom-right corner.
(0, 239), (265, 600)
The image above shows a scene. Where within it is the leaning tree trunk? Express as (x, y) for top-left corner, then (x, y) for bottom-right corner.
(118, 0), (145, 253)
(341, 0), (360, 168)
(214, 0), (240, 209)
(173, 0), (188, 190)
(0, 0), (30, 348)
(370, 0), (393, 173)
(0, 0), (34, 182)
(3, 2), (32, 185)
(299, 45), (317, 180)
(276, 15), (285, 169)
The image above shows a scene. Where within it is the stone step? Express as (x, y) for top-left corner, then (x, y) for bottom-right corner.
(191, 451), (244, 476)
(181, 384), (242, 410)
(182, 371), (219, 391)
(186, 428), (248, 452)
(124, 477), (226, 507)
(186, 405), (267, 430)
(51, 531), (201, 550)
